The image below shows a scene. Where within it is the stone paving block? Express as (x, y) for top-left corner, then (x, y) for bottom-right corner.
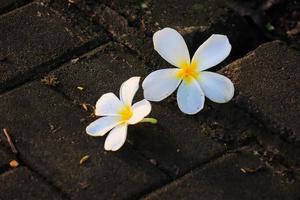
(0, 81), (168, 200)
(196, 97), (300, 173)
(51, 43), (266, 178)
(142, 147), (300, 200)
(73, 0), (255, 71)
(0, 147), (11, 171)
(222, 41), (300, 142)
(0, 167), (66, 200)
(0, 0), (29, 14)
(52, 43), (147, 104)
(0, 2), (108, 93)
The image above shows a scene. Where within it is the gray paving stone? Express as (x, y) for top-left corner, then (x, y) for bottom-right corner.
(143, 147), (300, 200)
(73, 0), (254, 70)
(222, 41), (300, 143)
(0, 0), (29, 14)
(0, 147), (11, 170)
(0, 81), (168, 200)
(0, 167), (66, 200)
(0, 2), (108, 93)
(52, 43), (240, 178)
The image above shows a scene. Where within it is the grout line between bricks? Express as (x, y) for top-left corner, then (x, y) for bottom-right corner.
(0, 38), (110, 96)
(0, 0), (33, 15)
(0, 145), (70, 199)
(16, 155), (71, 199)
(137, 149), (233, 199)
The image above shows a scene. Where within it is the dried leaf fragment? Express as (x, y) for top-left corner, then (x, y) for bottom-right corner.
(80, 155), (89, 165)
(41, 75), (59, 86)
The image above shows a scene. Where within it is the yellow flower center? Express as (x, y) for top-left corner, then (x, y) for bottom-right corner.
(119, 105), (133, 122)
(176, 61), (200, 83)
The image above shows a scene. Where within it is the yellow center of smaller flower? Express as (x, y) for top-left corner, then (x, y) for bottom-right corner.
(119, 105), (133, 122)
(176, 61), (200, 83)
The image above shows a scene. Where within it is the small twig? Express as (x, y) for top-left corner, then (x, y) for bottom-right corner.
(79, 155), (89, 165)
(241, 165), (265, 174)
(2, 128), (18, 154)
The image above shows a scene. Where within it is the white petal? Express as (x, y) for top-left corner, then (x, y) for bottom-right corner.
(177, 79), (205, 115)
(95, 93), (123, 116)
(120, 77), (140, 106)
(104, 124), (128, 151)
(86, 116), (121, 136)
(192, 34), (231, 71)
(142, 68), (181, 101)
(198, 71), (234, 103)
(127, 99), (151, 125)
(153, 27), (190, 67)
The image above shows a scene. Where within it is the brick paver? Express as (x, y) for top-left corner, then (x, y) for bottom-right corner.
(0, 81), (168, 199)
(51, 42), (225, 177)
(74, 0), (255, 70)
(143, 147), (300, 200)
(223, 41), (300, 142)
(0, 0), (28, 14)
(0, 2), (108, 92)
(0, 147), (11, 170)
(0, 167), (67, 200)
(1, 0), (299, 199)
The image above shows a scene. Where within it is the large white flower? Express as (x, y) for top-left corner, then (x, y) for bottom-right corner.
(86, 77), (152, 151)
(142, 27), (234, 115)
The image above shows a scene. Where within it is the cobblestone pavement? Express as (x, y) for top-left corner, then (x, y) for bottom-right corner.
(0, 0), (299, 199)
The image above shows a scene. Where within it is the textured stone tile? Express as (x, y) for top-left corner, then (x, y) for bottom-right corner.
(223, 41), (300, 142)
(0, 0), (29, 14)
(72, 0), (255, 70)
(0, 2), (108, 92)
(143, 147), (300, 200)
(0, 167), (66, 200)
(0, 81), (168, 200)
(52, 43), (226, 178)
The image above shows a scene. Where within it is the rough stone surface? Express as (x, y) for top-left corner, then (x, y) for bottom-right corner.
(0, 167), (66, 200)
(0, 82), (168, 200)
(223, 41), (300, 142)
(51, 43), (227, 177)
(52, 43), (148, 105)
(0, 2), (108, 92)
(73, 0), (256, 70)
(1, 0), (300, 198)
(0, 0), (29, 14)
(0, 147), (11, 171)
(143, 147), (300, 200)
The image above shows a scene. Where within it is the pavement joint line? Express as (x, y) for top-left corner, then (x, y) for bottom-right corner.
(15, 154), (72, 199)
(37, 38), (292, 185)
(0, 142), (69, 198)
(228, 93), (298, 146)
(72, 2), (142, 57)
(0, 0), (32, 15)
(137, 149), (232, 199)
(0, 38), (112, 96)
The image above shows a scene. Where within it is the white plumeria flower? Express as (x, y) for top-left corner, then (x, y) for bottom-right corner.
(142, 27), (234, 115)
(86, 77), (153, 151)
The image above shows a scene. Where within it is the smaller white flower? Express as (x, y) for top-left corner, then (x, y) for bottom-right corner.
(86, 77), (152, 151)
(142, 27), (234, 115)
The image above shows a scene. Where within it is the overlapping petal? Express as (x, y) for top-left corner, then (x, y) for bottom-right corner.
(104, 124), (128, 151)
(153, 28), (190, 67)
(192, 34), (231, 71)
(198, 71), (234, 103)
(86, 116), (121, 136)
(120, 76), (140, 106)
(95, 93), (123, 116)
(142, 68), (181, 101)
(177, 79), (205, 115)
(127, 99), (151, 124)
